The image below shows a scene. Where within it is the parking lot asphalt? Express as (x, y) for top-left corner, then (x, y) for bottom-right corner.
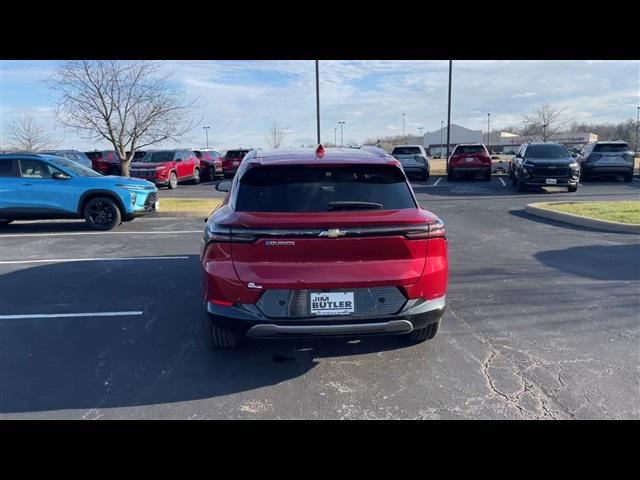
(1, 176), (638, 419)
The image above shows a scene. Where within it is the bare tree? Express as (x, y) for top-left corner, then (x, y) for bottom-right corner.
(522, 104), (572, 142)
(3, 112), (58, 151)
(264, 121), (289, 149)
(48, 61), (199, 176)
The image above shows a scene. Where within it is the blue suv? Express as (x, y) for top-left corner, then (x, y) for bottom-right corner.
(0, 153), (158, 230)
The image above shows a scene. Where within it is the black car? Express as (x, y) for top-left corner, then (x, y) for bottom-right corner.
(577, 141), (635, 182)
(510, 143), (580, 192)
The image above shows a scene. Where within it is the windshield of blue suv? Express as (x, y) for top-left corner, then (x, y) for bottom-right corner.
(525, 144), (570, 159)
(47, 156), (102, 177)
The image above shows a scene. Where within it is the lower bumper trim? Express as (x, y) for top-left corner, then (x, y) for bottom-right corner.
(246, 319), (414, 338)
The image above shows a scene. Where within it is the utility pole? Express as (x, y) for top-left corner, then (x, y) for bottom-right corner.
(440, 120), (444, 157)
(334, 127), (337, 147)
(446, 60), (452, 158)
(315, 60), (321, 144)
(418, 127), (423, 145)
(338, 121), (346, 147)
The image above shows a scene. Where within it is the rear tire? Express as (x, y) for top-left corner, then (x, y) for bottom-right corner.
(192, 167), (200, 185)
(405, 321), (439, 343)
(624, 173), (633, 182)
(83, 196), (122, 231)
(516, 178), (527, 192)
(207, 317), (240, 349)
(568, 185), (578, 192)
(422, 169), (429, 181)
(483, 169), (492, 181)
(447, 169), (454, 182)
(168, 171), (178, 189)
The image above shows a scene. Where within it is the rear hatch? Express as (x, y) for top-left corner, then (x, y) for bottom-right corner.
(224, 150), (249, 168)
(450, 145), (490, 166)
(392, 147), (425, 167)
(225, 164), (438, 291)
(590, 143), (633, 166)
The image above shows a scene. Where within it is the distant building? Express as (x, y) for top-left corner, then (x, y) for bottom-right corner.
(419, 124), (598, 155)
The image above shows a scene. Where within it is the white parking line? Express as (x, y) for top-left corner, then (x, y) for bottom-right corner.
(0, 230), (201, 238)
(0, 311), (144, 320)
(0, 256), (190, 265)
(498, 177), (506, 187)
(432, 177), (442, 187)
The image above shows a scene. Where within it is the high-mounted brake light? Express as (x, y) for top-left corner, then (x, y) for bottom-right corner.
(315, 144), (325, 158)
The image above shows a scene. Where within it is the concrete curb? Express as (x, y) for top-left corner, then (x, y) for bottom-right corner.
(525, 202), (640, 234)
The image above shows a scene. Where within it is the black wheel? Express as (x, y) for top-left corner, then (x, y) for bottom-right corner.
(447, 169), (454, 181)
(423, 168), (430, 181)
(516, 178), (527, 192)
(192, 167), (200, 185)
(568, 185), (578, 192)
(206, 316), (240, 349)
(405, 321), (440, 343)
(83, 196), (121, 231)
(483, 169), (492, 181)
(168, 171), (178, 189)
(623, 173), (633, 183)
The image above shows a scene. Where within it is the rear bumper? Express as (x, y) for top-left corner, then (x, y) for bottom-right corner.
(222, 168), (238, 176)
(206, 295), (446, 338)
(450, 166), (490, 174)
(583, 165), (633, 176)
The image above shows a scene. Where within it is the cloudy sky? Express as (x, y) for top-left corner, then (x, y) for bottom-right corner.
(1, 60), (638, 150)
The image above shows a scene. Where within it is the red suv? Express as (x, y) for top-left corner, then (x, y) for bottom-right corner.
(194, 149), (223, 181)
(85, 150), (121, 175)
(222, 148), (251, 178)
(201, 146), (448, 348)
(130, 149), (200, 189)
(447, 143), (492, 181)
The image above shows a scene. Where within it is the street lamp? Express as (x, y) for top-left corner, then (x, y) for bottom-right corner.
(203, 126), (210, 148)
(636, 107), (640, 153)
(418, 127), (424, 145)
(487, 113), (491, 151)
(338, 121), (346, 147)
(315, 60), (321, 144)
(446, 60), (452, 158)
(402, 113), (405, 137)
(441, 120), (444, 157)
(542, 124), (548, 142)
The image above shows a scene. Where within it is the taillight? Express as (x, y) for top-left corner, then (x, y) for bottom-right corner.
(205, 223), (257, 244)
(403, 220), (446, 240)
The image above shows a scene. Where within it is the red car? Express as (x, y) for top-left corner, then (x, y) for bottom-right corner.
(222, 148), (251, 178)
(201, 145), (448, 348)
(193, 149), (223, 181)
(85, 150), (121, 175)
(447, 143), (492, 181)
(130, 149), (200, 189)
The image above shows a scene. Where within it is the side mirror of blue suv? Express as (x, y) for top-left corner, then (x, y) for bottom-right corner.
(0, 153), (159, 230)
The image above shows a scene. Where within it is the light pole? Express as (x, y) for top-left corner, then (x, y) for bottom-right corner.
(338, 121), (346, 147)
(203, 126), (210, 148)
(487, 113), (491, 152)
(418, 127), (424, 145)
(446, 60), (452, 159)
(542, 123), (548, 142)
(315, 60), (321, 144)
(334, 127), (337, 147)
(636, 107), (640, 153)
(440, 120), (444, 156)
(402, 113), (405, 137)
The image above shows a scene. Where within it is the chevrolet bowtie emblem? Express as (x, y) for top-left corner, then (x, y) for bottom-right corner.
(319, 228), (347, 238)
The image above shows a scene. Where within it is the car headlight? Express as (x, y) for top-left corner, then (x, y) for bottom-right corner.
(116, 184), (147, 192)
(570, 162), (580, 170)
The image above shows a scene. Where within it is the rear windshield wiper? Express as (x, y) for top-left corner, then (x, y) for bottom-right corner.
(327, 201), (383, 211)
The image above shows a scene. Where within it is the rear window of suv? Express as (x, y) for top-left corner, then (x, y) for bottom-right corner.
(453, 145), (486, 154)
(593, 143), (629, 153)
(226, 150), (249, 159)
(392, 147), (422, 155)
(236, 164), (416, 213)
(524, 144), (570, 159)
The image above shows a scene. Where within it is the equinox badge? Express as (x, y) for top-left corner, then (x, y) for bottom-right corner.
(319, 228), (347, 238)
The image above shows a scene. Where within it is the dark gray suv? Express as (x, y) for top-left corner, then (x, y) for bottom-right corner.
(577, 141), (635, 182)
(510, 143), (580, 192)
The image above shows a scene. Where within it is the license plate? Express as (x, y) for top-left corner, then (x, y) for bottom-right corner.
(546, 178), (557, 185)
(465, 157), (475, 162)
(310, 292), (354, 316)
(233, 161), (239, 166)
